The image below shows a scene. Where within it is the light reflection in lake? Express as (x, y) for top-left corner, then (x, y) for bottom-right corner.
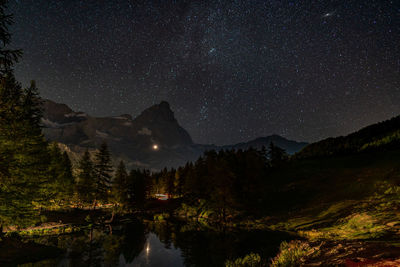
(119, 233), (184, 267)
(16, 219), (294, 267)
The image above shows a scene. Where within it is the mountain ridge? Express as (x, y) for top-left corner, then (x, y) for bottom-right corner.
(42, 99), (308, 170)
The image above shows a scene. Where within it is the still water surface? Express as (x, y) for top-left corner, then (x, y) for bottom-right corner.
(20, 220), (293, 267)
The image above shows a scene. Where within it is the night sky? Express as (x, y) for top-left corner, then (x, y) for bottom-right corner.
(8, 0), (400, 145)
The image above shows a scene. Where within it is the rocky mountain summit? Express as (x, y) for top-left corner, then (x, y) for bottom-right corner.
(42, 100), (307, 170)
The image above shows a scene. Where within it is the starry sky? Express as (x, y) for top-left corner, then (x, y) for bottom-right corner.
(8, 0), (400, 145)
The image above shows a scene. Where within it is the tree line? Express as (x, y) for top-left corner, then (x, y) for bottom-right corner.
(74, 143), (150, 213)
(149, 143), (289, 222)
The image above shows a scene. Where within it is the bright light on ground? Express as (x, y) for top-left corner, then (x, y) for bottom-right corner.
(152, 144), (159, 150)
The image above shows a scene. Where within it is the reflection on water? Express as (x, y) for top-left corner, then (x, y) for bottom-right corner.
(123, 233), (184, 267)
(18, 220), (293, 267)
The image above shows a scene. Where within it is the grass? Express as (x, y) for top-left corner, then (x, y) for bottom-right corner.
(299, 213), (389, 241)
(270, 240), (319, 267)
(266, 200), (357, 232)
(5, 225), (81, 238)
(178, 200), (216, 220)
(225, 253), (266, 267)
(296, 182), (400, 241)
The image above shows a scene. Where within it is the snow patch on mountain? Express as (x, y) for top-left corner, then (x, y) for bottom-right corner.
(64, 113), (77, 118)
(138, 127), (152, 136)
(42, 118), (61, 128)
(113, 116), (129, 120)
(95, 130), (109, 138)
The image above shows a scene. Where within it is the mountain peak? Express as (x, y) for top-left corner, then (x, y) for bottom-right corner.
(133, 101), (193, 146)
(43, 99), (73, 116)
(136, 101), (176, 124)
(42, 99), (87, 124)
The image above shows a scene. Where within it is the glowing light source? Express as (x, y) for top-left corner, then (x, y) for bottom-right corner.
(146, 244), (150, 254)
(152, 144), (159, 150)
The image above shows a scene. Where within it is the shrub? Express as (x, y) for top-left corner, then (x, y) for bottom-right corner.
(270, 240), (317, 267)
(153, 213), (170, 221)
(225, 253), (266, 267)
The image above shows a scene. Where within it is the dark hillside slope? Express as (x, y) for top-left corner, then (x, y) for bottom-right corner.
(296, 115), (400, 158)
(265, 149), (400, 238)
(273, 150), (400, 211)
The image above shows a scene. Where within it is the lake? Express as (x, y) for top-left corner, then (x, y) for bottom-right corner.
(16, 219), (294, 267)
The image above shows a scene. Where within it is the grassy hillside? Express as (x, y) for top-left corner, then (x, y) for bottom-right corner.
(255, 148), (400, 265)
(296, 115), (400, 158)
(267, 149), (400, 230)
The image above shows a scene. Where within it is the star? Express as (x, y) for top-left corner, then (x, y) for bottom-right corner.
(323, 11), (335, 18)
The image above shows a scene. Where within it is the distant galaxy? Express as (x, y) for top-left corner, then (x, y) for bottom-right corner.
(9, 0), (400, 145)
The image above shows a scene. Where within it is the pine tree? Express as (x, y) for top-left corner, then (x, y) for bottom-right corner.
(93, 142), (113, 205)
(47, 143), (75, 205)
(0, 77), (50, 227)
(0, 0), (22, 185)
(166, 168), (175, 197)
(0, 1), (76, 228)
(62, 151), (74, 183)
(0, 1), (50, 228)
(129, 169), (147, 210)
(61, 151), (74, 198)
(76, 149), (95, 206)
(0, 0), (22, 75)
(112, 161), (129, 209)
(174, 167), (185, 197)
(48, 143), (64, 201)
(267, 142), (288, 167)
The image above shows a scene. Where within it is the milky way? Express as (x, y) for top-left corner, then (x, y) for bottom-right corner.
(9, 0), (400, 145)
